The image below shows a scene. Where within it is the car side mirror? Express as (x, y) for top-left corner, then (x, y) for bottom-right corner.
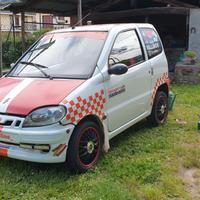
(108, 63), (128, 75)
(10, 63), (15, 69)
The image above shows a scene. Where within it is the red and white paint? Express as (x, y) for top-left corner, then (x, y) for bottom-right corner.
(151, 72), (170, 105)
(63, 89), (106, 124)
(0, 77), (84, 115)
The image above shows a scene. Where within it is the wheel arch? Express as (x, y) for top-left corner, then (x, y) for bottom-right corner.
(148, 83), (169, 126)
(157, 83), (169, 97)
(74, 114), (105, 141)
(66, 114), (105, 172)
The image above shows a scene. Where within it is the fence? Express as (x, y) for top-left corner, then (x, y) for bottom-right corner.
(0, 11), (70, 72)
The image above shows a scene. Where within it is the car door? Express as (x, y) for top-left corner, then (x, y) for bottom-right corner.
(139, 27), (168, 89)
(105, 29), (152, 132)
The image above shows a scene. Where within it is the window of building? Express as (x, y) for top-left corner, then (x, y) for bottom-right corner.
(15, 15), (20, 26)
(58, 16), (64, 20)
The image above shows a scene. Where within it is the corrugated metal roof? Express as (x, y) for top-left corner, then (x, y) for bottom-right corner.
(2, 0), (200, 15)
(0, 0), (21, 4)
(0, 4), (10, 9)
(2, 0), (112, 15)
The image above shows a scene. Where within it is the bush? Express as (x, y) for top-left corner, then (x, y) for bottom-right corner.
(3, 40), (21, 68)
(184, 51), (197, 59)
(2, 29), (50, 69)
(31, 28), (52, 40)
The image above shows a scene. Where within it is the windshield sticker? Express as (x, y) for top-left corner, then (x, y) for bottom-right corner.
(108, 85), (126, 98)
(45, 32), (108, 40)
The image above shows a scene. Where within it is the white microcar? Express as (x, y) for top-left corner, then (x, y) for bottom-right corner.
(0, 24), (169, 173)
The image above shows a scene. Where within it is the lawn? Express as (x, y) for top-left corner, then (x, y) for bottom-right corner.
(0, 84), (200, 200)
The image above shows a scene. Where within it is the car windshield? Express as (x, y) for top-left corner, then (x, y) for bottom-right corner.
(8, 31), (108, 79)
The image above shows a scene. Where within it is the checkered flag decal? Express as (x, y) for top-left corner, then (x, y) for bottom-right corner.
(151, 73), (169, 105)
(64, 90), (106, 124)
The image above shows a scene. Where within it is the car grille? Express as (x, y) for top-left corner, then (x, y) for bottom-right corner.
(0, 114), (24, 128)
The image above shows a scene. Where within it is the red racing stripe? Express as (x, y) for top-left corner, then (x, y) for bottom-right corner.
(7, 79), (84, 115)
(0, 78), (23, 102)
(0, 148), (8, 157)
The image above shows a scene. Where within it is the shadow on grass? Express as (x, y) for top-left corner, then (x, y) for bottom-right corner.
(0, 119), (153, 179)
(109, 119), (152, 150)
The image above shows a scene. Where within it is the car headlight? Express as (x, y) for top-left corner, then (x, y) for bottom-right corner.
(23, 106), (67, 127)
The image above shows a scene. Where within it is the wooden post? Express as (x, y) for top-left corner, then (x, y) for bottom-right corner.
(39, 13), (42, 31)
(21, 12), (25, 52)
(12, 14), (16, 49)
(77, 0), (82, 26)
(70, 15), (78, 26)
(130, 0), (138, 8)
(186, 12), (189, 50)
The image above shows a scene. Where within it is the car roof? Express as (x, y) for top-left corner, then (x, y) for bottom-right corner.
(49, 23), (155, 34)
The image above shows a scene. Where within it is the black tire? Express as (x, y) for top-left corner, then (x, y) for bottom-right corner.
(67, 121), (102, 173)
(148, 91), (168, 126)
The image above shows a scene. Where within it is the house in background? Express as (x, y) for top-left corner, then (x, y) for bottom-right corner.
(35, 14), (70, 30)
(0, 11), (70, 33)
(0, 10), (35, 32)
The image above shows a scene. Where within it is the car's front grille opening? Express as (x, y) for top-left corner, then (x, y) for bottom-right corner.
(4, 120), (13, 126)
(20, 143), (50, 153)
(0, 141), (50, 153)
(15, 120), (21, 127)
(0, 120), (14, 126)
(0, 119), (22, 128)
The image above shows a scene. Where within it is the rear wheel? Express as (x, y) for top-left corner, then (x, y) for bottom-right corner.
(67, 121), (102, 173)
(148, 91), (168, 126)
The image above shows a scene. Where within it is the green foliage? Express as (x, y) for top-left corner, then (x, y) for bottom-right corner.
(31, 28), (52, 40)
(184, 51), (197, 59)
(2, 40), (22, 68)
(2, 29), (50, 69)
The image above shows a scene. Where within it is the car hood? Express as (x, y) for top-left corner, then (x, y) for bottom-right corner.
(0, 77), (84, 116)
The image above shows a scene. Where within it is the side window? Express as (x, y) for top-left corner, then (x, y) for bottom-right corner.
(109, 30), (144, 68)
(140, 28), (162, 59)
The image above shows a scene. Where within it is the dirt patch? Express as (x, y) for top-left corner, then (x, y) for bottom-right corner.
(179, 168), (200, 200)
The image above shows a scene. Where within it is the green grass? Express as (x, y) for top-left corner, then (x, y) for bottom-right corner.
(0, 84), (200, 199)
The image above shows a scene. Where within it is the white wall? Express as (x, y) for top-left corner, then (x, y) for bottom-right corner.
(189, 9), (200, 58)
(1, 11), (70, 32)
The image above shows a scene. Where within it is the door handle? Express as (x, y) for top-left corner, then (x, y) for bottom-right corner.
(150, 68), (154, 76)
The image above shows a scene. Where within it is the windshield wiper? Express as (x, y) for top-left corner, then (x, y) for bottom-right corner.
(20, 61), (53, 80)
(29, 40), (55, 52)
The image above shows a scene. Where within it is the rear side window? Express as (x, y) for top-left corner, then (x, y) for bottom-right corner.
(140, 28), (162, 59)
(109, 30), (144, 68)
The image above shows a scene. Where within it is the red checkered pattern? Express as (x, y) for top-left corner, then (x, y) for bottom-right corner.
(151, 73), (169, 105)
(64, 90), (106, 124)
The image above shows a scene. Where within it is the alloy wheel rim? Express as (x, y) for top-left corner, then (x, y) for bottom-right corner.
(156, 96), (167, 122)
(78, 127), (100, 167)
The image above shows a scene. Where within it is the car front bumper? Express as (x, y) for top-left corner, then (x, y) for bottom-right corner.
(0, 121), (75, 163)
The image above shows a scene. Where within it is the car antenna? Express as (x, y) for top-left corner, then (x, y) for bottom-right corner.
(71, 12), (91, 29)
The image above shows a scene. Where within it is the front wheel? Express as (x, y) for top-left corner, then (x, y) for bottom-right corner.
(148, 91), (168, 126)
(67, 121), (102, 173)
